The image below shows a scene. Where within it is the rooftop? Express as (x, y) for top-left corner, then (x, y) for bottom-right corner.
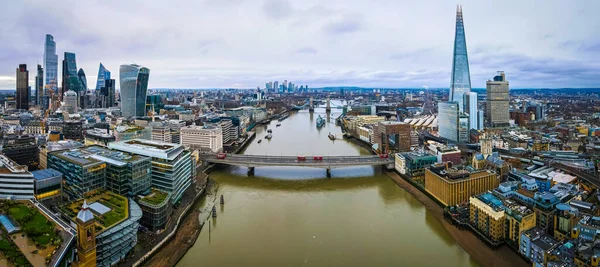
(31, 168), (62, 181)
(108, 139), (184, 160)
(476, 192), (504, 212)
(82, 146), (146, 166)
(60, 190), (129, 232)
(139, 189), (170, 207)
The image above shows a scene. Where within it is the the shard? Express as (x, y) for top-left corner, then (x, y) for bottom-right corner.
(449, 5), (471, 112)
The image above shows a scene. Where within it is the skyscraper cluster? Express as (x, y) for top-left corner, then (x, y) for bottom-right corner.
(265, 80), (308, 93)
(438, 5), (509, 143)
(15, 34), (150, 118)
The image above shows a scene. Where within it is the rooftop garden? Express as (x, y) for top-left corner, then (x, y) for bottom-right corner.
(7, 203), (60, 248)
(60, 190), (129, 231)
(139, 189), (169, 206)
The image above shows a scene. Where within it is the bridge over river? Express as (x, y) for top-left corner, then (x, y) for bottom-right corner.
(199, 153), (394, 176)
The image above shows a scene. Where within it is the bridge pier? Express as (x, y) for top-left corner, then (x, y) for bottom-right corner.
(325, 96), (331, 113)
(309, 97), (314, 113)
(326, 168), (331, 178)
(247, 167), (255, 176)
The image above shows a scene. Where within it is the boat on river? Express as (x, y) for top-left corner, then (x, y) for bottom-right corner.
(316, 115), (325, 129)
(328, 133), (336, 140)
(266, 133), (273, 139)
(257, 139), (262, 144)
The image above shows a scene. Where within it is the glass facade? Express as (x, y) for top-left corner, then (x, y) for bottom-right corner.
(138, 190), (172, 231)
(438, 101), (459, 142)
(449, 6), (471, 112)
(467, 92), (479, 130)
(43, 34), (58, 93)
(95, 63), (111, 91)
(78, 68), (87, 91)
(47, 150), (106, 199)
(62, 52), (81, 99)
(119, 64), (150, 118)
(35, 64), (43, 106)
(95, 199), (142, 267)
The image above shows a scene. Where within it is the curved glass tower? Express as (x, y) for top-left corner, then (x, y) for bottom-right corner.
(120, 64), (150, 118)
(78, 68), (87, 91)
(449, 5), (471, 112)
(96, 63), (111, 90)
(43, 34), (58, 92)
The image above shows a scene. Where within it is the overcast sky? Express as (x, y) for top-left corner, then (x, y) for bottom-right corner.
(1, 0), (599, 89)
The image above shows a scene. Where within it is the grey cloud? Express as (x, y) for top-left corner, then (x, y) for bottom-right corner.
(323, 14), (363, 35)
(294, 46), (318, 54)
(262, 0), (294, 20)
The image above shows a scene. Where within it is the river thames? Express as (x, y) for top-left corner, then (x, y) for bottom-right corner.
(178, 105), (480, 267)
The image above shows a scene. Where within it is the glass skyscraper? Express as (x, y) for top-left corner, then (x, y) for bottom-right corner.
(438, 102), (459, 142)
(449, 5), (471, 112)
(35, 64), (43, 106)
(62, 52), (81, 100)
(96, 63), (111, 90)
(43, 34), (58, 93)
(120, 64), (150, 118)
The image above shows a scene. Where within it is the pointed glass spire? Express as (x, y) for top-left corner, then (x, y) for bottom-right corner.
(449, 4), (471, 112)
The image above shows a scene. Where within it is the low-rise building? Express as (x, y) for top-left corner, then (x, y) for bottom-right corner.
(109, 139), (193, 204)
(137, 189), (172, 231)
(425, 164), (499, 206)
(520, 227), (560, 266)
(48, 148), (107, 199)
(61, 190), (142, 267)
(84, 128), (115, 146)
(395, 152), (437, 182)
(180, 124), (223, 152)
(31, 168), (62, 200)
(0, 154), (34, 199)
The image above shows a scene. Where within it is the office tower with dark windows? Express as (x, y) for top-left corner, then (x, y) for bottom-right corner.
(78, 68), (87, 108)
(438, 102), (459, 143)
(95, 63), (111, 90)
(16, 64), (29, 110)
(2, 134), (40, 171)
(486, 71), (510, 127)
(43, 34), (58, 93)
(100, 79), (116, 108)
(35, 64), (43, 106)
(120, 64), (150, 118)
(449, 5), (471, 112)
(62, 52), (81, 101)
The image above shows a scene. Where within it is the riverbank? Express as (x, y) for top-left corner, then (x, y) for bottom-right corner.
(144, 178), (218, 267)
(385, 170), (528, 267)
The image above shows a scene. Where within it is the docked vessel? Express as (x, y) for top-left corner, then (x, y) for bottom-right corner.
(267, 129), (272, 133)
(328, 133), (336, 140)
(316, 115), (325, 129)
(278, 114), (289, 122)
(266, 133), (273, 139)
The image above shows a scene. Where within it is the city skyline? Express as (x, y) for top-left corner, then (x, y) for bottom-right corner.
(1, 1), (599, 89)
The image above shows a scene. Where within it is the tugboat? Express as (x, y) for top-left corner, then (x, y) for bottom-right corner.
(316, 115), (326, 129)
(257, 139), (262, 144)
(266, 133), (273, 140)
(328, 132), (336, 141)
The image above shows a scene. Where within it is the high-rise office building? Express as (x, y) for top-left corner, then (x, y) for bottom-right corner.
(466, 92), (479, 130)
(78, 68), (87, 108)
(438, 101), (459, 142)
(486, 71), (510, 127)
(95, 63), (111, 91)
(35, 65), (43, 106)
(43, 34), (58, 93)
(100, 79), (116, 108)
(62, 52), (81, 101)
(16, 64), (29, 110)
(449, 5), (471, 112)
(120, 64), (150, 118)
(273, 81), (278, 93)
